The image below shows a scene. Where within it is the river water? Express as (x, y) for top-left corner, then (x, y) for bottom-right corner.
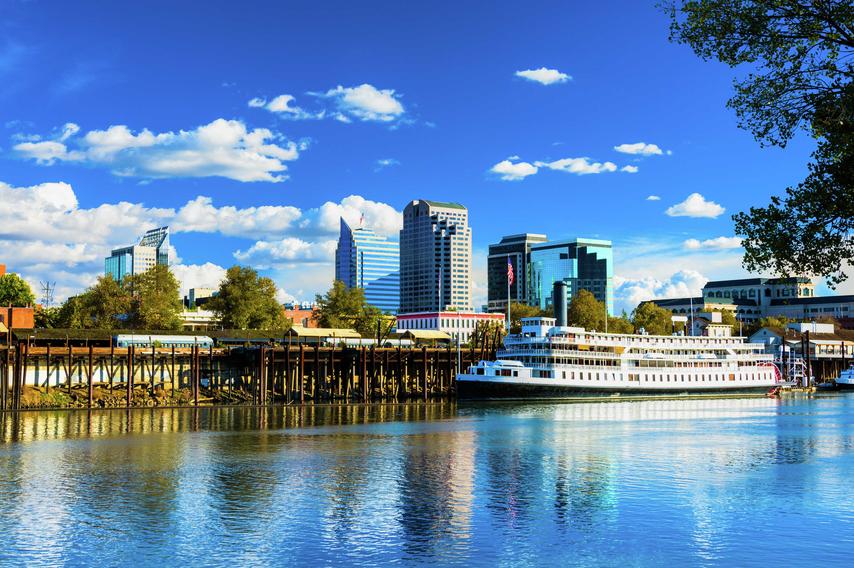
(1, 395), (853, 566)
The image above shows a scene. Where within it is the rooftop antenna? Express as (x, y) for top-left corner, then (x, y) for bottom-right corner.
(40, 281), (56, 308)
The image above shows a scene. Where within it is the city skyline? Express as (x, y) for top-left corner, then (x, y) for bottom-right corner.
(0, 1), (844, 315)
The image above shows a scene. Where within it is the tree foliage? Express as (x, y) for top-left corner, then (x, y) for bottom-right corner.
(124, 265), (183, 330)
(567, 290), (607, 331)
(507, 302), (548, 334)
(314, 280), (389, 337)
(607, 315), (634, 334)
(631, 302), (673, 336)
(34, 306), (60, 329)
(208, 266), (289, 330)
(665, 1), (854, 286)
(0, 273), (36, 307)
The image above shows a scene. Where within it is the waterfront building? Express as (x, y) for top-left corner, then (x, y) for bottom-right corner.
(749, 322), (854, 357)
(179, 309), (219, 332)
(284, 303), (319, 328)
(399, 200), (472, 313)
(487, 233), (547, 313)
(335, 218), (400, 313)
(104, 226), (170, 284)
(528, 238), (613, 315)
(650, 278), (853, 324)
(396, 311), (505, 344)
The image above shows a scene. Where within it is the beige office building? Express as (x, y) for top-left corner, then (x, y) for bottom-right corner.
(399, 200), (472, 313)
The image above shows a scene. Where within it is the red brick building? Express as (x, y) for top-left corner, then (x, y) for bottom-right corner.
(0, 306), (34, 330)
(284, 306), (319, 328)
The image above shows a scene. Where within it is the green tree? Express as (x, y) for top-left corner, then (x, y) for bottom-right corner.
(607, 315), (634, 334)
(665, 1), (854, 286)
(83, 274), (132, 329)
(632, 302), (673, 336)
(507, 302), (547, 334)
(567, 290), (606, 331)
(56, 296), (88, 329)
(314, 280), (389, 337)
(208, 266), (288, 330)
(34, 306), (60, 329)
(0, 273), (36, 307)
(124, 265), (183, 330)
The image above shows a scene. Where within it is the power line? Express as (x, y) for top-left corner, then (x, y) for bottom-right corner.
(39, 281), (55, 308)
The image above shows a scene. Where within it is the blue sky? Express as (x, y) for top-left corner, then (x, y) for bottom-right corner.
(0, 0), (829, 312)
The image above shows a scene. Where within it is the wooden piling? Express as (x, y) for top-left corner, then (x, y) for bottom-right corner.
(127, 345), (134, 407)
(299, 343), (305, 404)
(422, 346), (428, 401)
(87, 345), (94, 409)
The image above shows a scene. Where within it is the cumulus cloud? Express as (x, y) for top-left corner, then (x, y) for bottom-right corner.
(615, 269), (708, 308)
(247, 94), (322, 120)
(490, 159), (538, 181)
(535, 157), (618, 175)
(319, 83), (405, 122)
(621, 165), (639, 173)
(0, 180), (401, 302)
(646, 195), (661, 201)
(665, 193), (725, 218)
(234, 237), (336, 267)
(173, 196), (302, 239)
(614, 142), (664, 156)
(515, 67), (571, 85)
(13, 118), (303, 182)
(170, 262), (228, 298)
(683, 236), (742, 250)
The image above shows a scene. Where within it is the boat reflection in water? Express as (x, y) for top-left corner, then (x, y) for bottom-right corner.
(1, 396), (853, 566)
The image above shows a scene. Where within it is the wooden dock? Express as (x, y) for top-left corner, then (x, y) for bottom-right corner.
(0, 342), (497, 411)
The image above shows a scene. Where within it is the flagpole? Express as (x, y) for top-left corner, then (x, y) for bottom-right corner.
(506, 255), (511, 333)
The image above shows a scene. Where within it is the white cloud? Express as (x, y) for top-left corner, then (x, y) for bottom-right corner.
(646, 195), (661, 201)
(0, 180), (401, 303)
(375, 158), (400, 171)
(665, 193), (725, 218)
(535, 157), (618, 175)
(321, 83), (405, 122)
(615, 269), (708, 309)
(515, 67), (571, 85)
(170, 262), (228, 298)
(614, 142), (664, 156)
(308, 195), (402, 237)
(14, 118), (302, 182)
(490, 159), (538, 181)
(234, 238), (336, 268)
(173, 196), (302, 239)
(248, 94), (321, 120)
(621, 165), (639, 173)
(683, 236), (742, 250)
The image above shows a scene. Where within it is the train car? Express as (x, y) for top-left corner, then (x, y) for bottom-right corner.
(113, 334), (214, 349)
(321, 337), (414, 348)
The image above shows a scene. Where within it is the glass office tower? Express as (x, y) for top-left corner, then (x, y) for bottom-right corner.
(104, 226), (170, 283)
(335, 218), (400, 313)
(529, 238), (613, 315)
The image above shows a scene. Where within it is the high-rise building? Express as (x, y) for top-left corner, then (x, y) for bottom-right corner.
(335, 218), (400, 313)
(487, 233), (548, 313)
(529, 238), (613, 315)
(105, 226), (170, 284)
(399, 200), (472, 313)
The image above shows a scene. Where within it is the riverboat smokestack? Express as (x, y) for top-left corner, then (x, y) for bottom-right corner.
(553, 281), (568, 327)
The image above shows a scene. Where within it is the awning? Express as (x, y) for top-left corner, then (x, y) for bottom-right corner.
(286, 325), (361, 339)
(399, 330), (452, 341)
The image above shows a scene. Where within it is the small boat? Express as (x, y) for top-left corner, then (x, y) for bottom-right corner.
(834, 364), (854, 390)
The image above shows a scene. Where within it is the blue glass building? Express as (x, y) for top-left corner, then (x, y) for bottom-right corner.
(104, 226), (170, 283)
(335, 218), (400, 313)
(529, 238), (614, 315)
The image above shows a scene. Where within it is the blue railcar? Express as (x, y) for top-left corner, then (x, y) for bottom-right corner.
(113, 334), (214, 349)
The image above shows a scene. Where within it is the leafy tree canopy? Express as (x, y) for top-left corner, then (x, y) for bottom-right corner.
(507, 302), (549, 334)
(314, 280), (390, 337)
(124, 265), (183, 330)
(631, 302), (673, 336)
(34, 306), (60, 329)
(0, 273), (36, 307)
(209, 266), (289, 330)
(665, 1), (854, 286)
(567, 290), (607, 331)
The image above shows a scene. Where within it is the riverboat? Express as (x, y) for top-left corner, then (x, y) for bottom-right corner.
(457, 317), (783, 399)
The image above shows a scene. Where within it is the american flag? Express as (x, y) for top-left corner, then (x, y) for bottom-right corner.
(507, 257), (514, 286)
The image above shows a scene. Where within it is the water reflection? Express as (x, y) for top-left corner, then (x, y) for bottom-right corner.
(0, 396), (853, 566)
